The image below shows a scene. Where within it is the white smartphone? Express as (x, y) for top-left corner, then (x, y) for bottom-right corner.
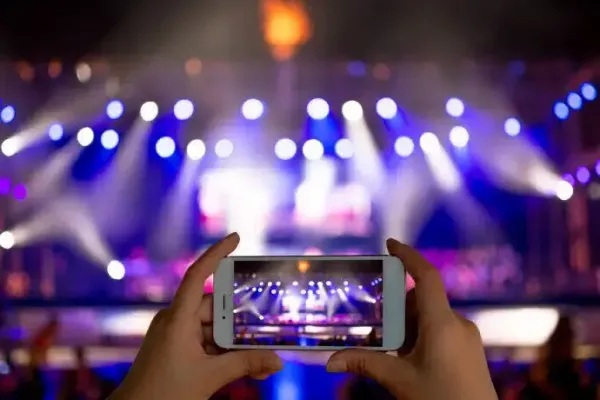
(213, 255), (405, 351)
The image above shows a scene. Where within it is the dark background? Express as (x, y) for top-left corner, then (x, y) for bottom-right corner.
(1, 0), (600, 62)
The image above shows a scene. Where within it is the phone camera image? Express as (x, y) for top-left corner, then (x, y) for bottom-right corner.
(232, 259), (383, 347)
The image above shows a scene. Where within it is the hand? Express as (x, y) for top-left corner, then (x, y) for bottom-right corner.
(109, 233), (283, 400)
(326, 238), (497, 400)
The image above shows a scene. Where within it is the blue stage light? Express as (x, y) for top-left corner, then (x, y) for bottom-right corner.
(334, 138), (354, 159)
(156, 136), (176, 158)
(48, 123), (64, 141)
(504, 118), (521, 136)
(76, 127), (94, 147)
(445, 98), (464, 118)
(566, 92), (583, 110)
(306, 98), (329, 120)
(302, 139), (324, 160)
(554, 102), (569, 120)
(376, 97), (397, 119)
(106, 100), (124, 119)
(274, 138), (297, 160)
(449, 126), (469, 148)
(101, 129), (119, 150)
(0, 106), (15, 123)
(394, 136), (414, 157)
(241, 99), (264, 120)
(186, 139), (206, 161)
(215, 139), (234, 159)
(174, 99), (194, 121)
(581, 83), (597, 101)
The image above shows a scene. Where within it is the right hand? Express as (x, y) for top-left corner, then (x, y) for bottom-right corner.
(326, 238), (497, 400)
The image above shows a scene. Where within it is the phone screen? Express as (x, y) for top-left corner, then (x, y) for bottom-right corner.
(232, 259), (383, 347)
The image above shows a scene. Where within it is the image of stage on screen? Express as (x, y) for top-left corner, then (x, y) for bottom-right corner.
(233, 259), (383, 347)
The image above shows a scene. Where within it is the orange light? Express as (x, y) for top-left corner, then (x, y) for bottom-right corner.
(48, 59), (62, 78)
(185, 58), (202, 76)
(261, 0), (311, 61)
(297, 260), (310, 273)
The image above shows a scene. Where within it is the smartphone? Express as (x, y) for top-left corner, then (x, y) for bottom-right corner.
(213, 255), (405, 351)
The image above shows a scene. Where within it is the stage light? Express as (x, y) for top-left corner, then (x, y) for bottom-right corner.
(106, 260), (125, 280)
(555, 180), (574, 201)
(1, 138), (18, 157)
(156, 137), (176, 158)
(307, 98), (330, 120)
(271, 289), (277, 294)
(302, 139), (324, 160)
(106, 100), (124, 119)
(554, 102), (569, 120)
(186, 139), (206, 161)
(504, 118), (521, 136)
(419, 132), (440, 154)
(1, 106), (15, 123)
(376, 97), (397, 119)
(563, 174), (575, 185)
(449, 126), (469, 148)
(341, 100), (363, 121)
(567, 92), (583, 110)
(100, 129), (119, 150)
(48, 123), (64, 141)
(76, 127), (94, 147)
(596, 161), (600, 176)
(576, 166), (590, 184)
(215, 139), (234, 159)
(13, 184), (27, 202)
(274, 138), (297, 160)
(581, 83), (597, 101)
(394, 136), (414, 157)
(334, 138), (354, 159)
(75, 62), (92, 83)
(0, 231), (15, 250)
(445, 98), (464, 118)
(241, 99), (264, 120)
(174, 99), (194, 121)
(140, 101), (159, 122)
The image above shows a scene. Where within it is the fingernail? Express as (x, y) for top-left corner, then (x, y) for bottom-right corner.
(326, 359), (347, 373)
(227, 232), (240, 240)
(386, 238), (400, 246)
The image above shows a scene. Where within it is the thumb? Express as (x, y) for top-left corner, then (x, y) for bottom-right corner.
(327, 350), (415, 395)
(211, 350), (283, 385)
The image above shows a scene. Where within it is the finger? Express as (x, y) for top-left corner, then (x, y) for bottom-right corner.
(327, 349), (415, 398)
(386, 238), (451, 321)
(209, 350), (283, 389)
(398, 289), (418, 356)
(172, 233), (239, 317)
(199, 295), (213, 324)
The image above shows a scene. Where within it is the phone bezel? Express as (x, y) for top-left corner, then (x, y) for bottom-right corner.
(212, 255), (405, 351)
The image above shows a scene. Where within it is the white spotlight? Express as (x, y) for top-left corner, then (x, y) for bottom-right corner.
(449, 126), (470, 148)
(341, 101), (364, 121)
(307, 98), (330, 120)
(107, 260), (126, 280)
(77, 127), (94, 147)
(394, 136), (414, 157)
(215, 139), (234, 158)
(302, 139), (324, 160)
(334, 138), (354, 159)
(241, 99), (265, 120)
(186, 139), (206, 161)
(100, 129), (119, 150)
(376, 97), (398, 119)
(504, 118), (521, 136)
(419, 132), (440, 154)
(156, 137), (176, 158)
(1, 137), (20, 157)
(555, 180), (574, 201)
(0, 231), (15, 250)
(446, 98), (465, 118)
(274, 138), (297, 160)
(174, 99), (194, 121)
(140, 102), (159, 122)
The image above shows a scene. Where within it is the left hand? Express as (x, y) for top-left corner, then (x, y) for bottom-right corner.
(109, 233), (283, 400)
